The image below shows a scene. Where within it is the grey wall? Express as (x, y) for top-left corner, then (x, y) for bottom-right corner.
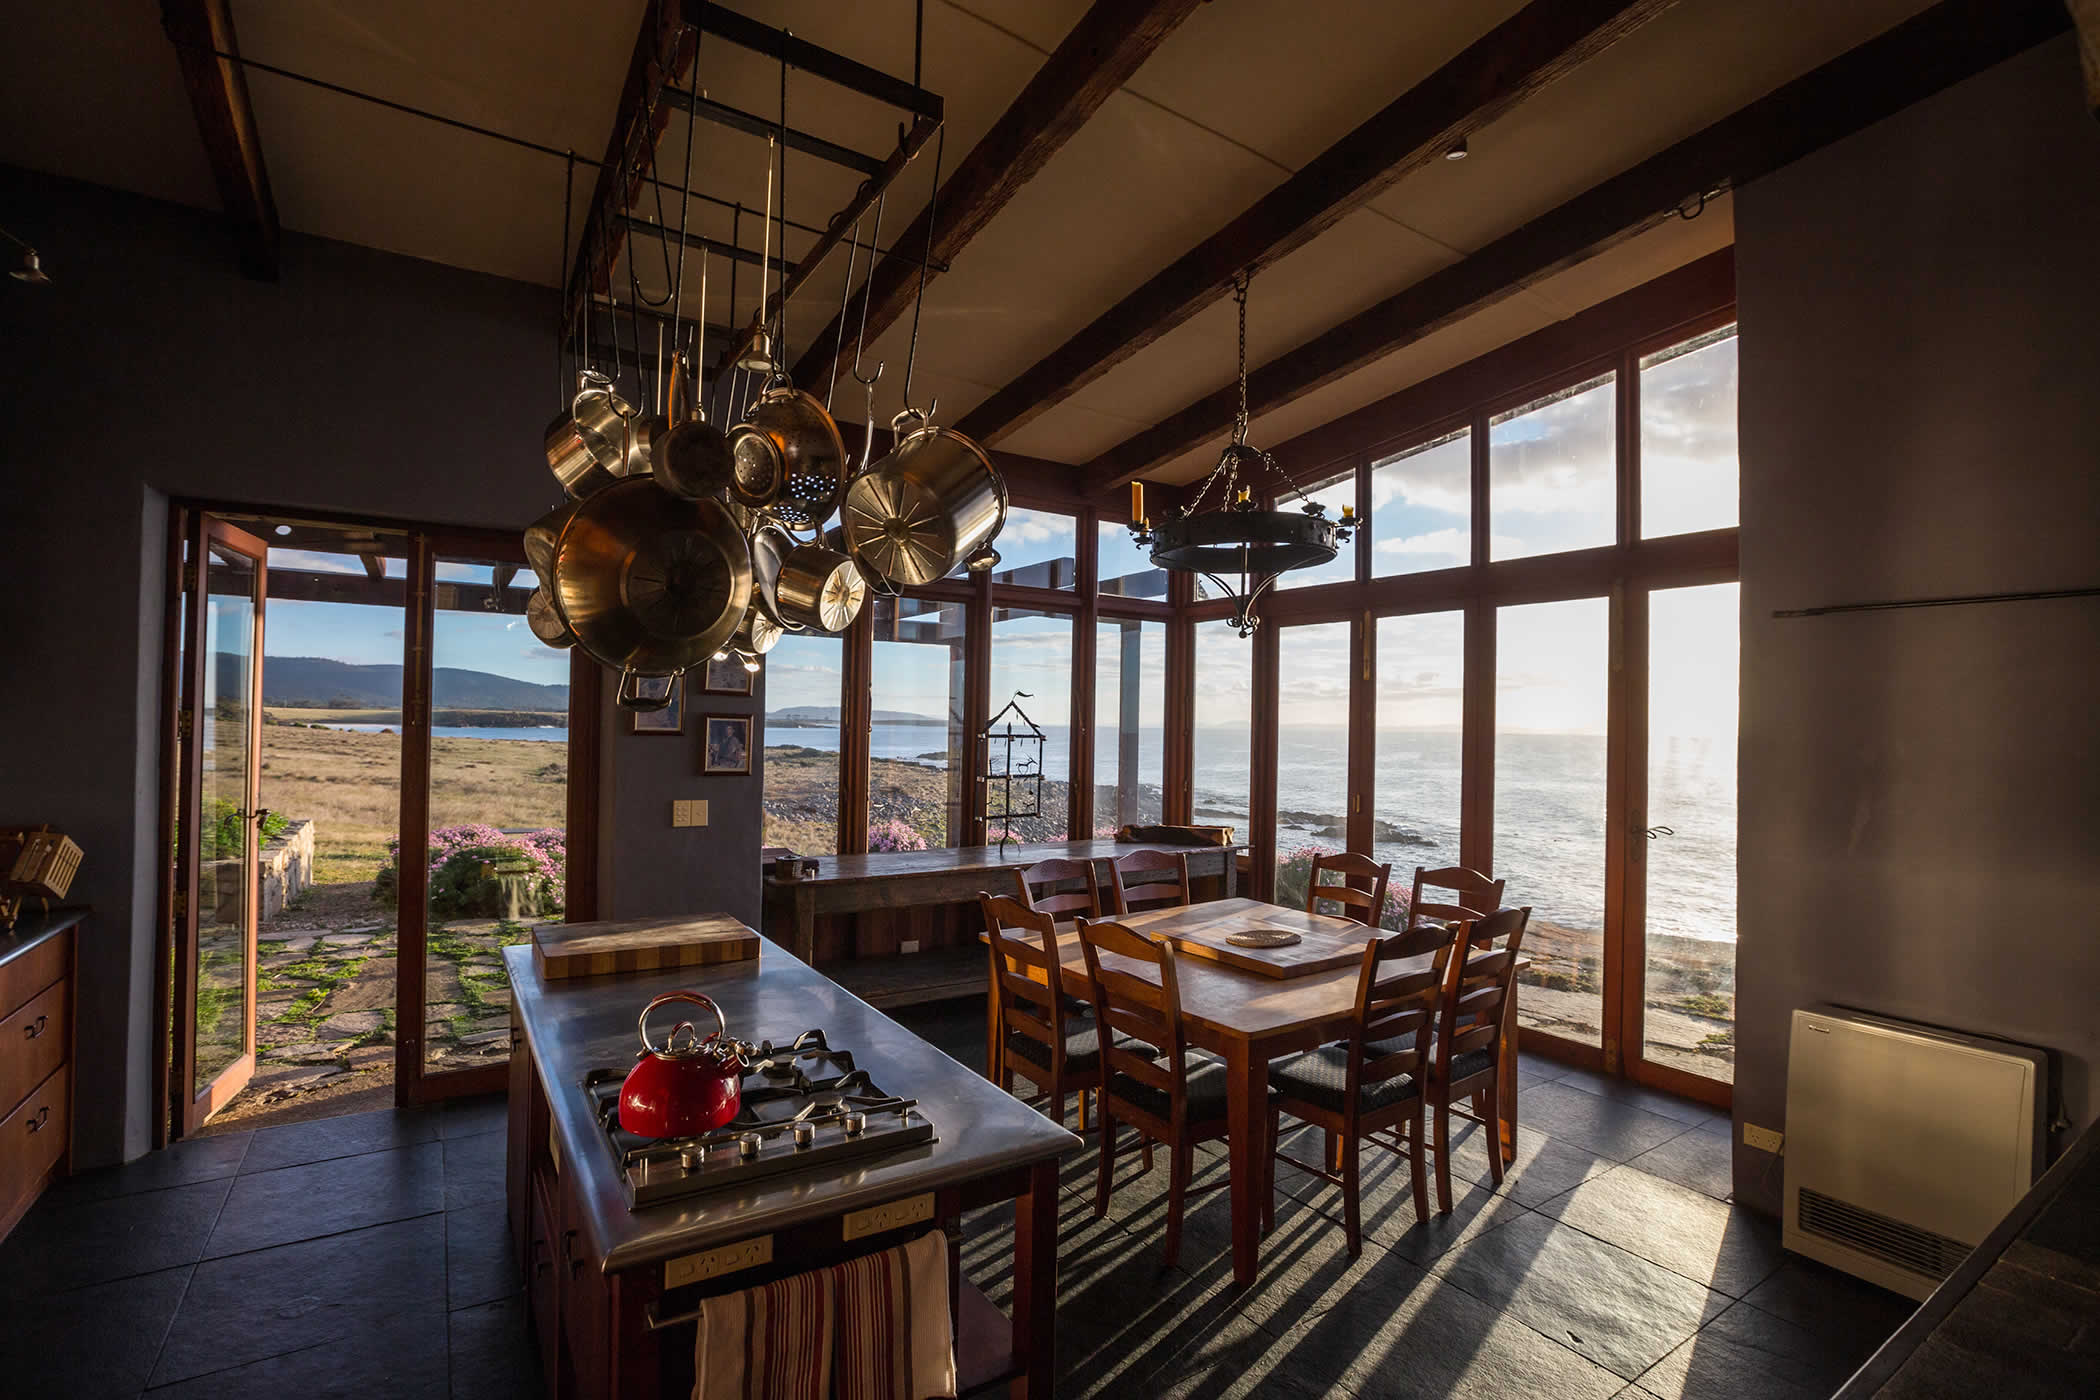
(0, 167), (755, 1166)
(1733, 36), (2100, 1212)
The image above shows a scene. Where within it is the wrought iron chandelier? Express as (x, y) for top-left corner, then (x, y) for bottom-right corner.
(1131, 272), (1352, 636)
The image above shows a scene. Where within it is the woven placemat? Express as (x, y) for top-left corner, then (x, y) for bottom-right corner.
(1225, 929), (1303, 948)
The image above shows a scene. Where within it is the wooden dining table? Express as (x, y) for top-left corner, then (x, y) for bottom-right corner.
(984, 896), (1526, 1287)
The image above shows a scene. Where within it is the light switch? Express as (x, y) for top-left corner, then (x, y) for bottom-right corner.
(671, 799), (712, 828)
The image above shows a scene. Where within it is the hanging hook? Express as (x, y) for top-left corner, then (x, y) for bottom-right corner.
(898, 124), (946, 422)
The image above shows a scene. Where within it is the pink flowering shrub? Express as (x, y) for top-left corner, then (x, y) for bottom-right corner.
(375, 824), (566, 917)
(867, 818), (929, 853)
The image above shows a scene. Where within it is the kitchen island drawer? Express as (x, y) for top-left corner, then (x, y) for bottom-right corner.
(0, 931), (65, 1021)
(0, 979), (68, 1117)
(0, 1065), (68, 1218)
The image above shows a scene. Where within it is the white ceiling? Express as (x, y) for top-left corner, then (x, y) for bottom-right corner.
(0, 0), (1937, 483)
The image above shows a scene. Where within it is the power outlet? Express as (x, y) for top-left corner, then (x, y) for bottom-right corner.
(670, 799), (710, 828)
(1742, 1122), (1784, 1155)
(899, 939), (921, 955)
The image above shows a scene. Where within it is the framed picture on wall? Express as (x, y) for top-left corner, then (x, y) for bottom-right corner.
(628, 676), (683, 735)
(702, 655), (753, 696)
(701, 714), (752, 776)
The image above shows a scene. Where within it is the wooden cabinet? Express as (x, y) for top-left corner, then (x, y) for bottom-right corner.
(0, 910), (77, 1241)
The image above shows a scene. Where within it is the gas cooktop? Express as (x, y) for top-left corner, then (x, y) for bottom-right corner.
(583, 1029), (936, 1209)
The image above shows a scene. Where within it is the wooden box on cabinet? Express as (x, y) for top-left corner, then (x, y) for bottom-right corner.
(0, 908), (79, 1240)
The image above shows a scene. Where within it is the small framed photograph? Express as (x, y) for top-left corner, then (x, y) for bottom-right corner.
(702, 655), (754, 696)
(701, 714), (752, 776)
(628, 676), (683, 735)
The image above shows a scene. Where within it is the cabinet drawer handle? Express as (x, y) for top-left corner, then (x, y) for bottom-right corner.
(26, 1106), (50, 1133)
(563, 1228), (584, 1278)
(23, 1015), (47, 1040)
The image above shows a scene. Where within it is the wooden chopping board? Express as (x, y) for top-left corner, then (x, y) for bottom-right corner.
(1122, 898), (1370, 979)
(531, 914), (759, 981)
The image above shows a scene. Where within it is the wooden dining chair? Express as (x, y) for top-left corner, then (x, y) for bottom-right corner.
(1426, 905), (1531, 1212)
(1262, 920), (1459, 1254)
(1405, 865), (1505, 928)
(1010, 857), (1103, 925)
(1304, 850), (1393, 928)
(1107, 849), (1190, 916)
(1077, 917), (1230, 1268)
(980, 894), (1157, 1132)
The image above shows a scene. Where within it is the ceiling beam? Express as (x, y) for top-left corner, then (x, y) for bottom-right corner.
(955, 0), (1681, 447)
(1081, 0), (2073, 493)
(162, 0), (280, 280)
(788, 0), (1206, 395)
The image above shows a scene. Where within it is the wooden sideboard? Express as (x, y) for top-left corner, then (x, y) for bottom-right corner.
(0, 907), (79, 1241)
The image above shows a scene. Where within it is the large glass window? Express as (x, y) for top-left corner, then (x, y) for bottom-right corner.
(1641, 326), (1739, 537)
(1272, 620), (1352, 907)
(988, 608), (1075, 841)
(1374, 611), (1464, 918)
(869, 595), (968, 850)
(1098, 519), (1168, 600)
(1372, 429), (1472, 576)
(762, 632), (844, 855)
(1495, 597), (1609, 1047)
(1191, 619), (1253, 844)
(1094, 618), (1165, 834)
(1490, 374), (1616, 560)
(1643, 583), (1739, 1083)
(988, 508), (1078, 590)
(1274, 471), (1357, 590)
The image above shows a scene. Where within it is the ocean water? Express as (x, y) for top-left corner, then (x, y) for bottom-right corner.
(770, 720), (1736, 946)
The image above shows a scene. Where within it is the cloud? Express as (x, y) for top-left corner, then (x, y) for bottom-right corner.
(1374, 527), (1522, 562)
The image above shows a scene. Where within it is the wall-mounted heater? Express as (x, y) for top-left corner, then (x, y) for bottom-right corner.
(1783, 1006), (2047, 1300)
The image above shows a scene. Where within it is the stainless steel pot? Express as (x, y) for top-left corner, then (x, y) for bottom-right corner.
(841, 409), (1007, 587)
(545, 371), (633, 499)
(748, 524), (794, 629)
(523, 500), (580, 596)
(653, 412), (735, 501)
(730, 604), (784, 658)
(525, 587), (575, 648)
(552, 477), (752, 707)
(726, 380), (845, 514)
(773, 543), (865, 634)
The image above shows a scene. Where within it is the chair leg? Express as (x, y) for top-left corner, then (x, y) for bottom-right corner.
(1323, 1127), (1340, 1174)
(1407, 1105), (1430, 1225)
(1141, 1136), (1153, 1173)
(1163, 1140), (1191, 1270)
(1433, 1098), (1453, 1215)
(1262, 1106), (1278, 1234)
(1078, 1086), (1090, 1132)
(1483, 1075), (1506, 1189)
(1341, 1131), (1363, 1259)
(1093, 1113), (1116, 1218)
(1053, 1088), (1067, 1129)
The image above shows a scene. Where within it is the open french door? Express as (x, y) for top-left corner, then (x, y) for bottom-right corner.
(171, 515), (270, 1133)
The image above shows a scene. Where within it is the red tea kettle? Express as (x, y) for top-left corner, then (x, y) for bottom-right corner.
(618, 992), (744, 1139)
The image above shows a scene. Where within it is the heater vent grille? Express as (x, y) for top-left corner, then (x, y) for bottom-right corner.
(1797, 1187), (1969, 1282)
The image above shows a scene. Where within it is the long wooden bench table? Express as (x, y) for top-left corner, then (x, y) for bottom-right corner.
(761, 838), (1242, 965)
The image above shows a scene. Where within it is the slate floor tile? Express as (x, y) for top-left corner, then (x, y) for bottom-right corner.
(147, 1305), (450, 1399)
(43, 1131), (251, 1207)
(1550, 1068), (1729, 1129)
(1443, 1116), (1619, 1209)
(1538, 1166), (1785, 1298)
(438, 1093), (510, 1140)
(1518, 1082), (1695, 1162)
(1636, 1298), (1887, 1400)
(447, 1199), (521, 1311)
(1144, 1308), (1341, 1400)
(153, 1214), (447, 1385)
(1738, 1258), (1916, 1344)
(1270, 1124), (1536, 1265)
(442, 1128), (508, 1209)
(1432, 1210), (1728, 1379)
(1626, 1125), (1735, 1200)
(240, 1106), (440, 1175)
(204, 1140), (445, 1257)
(0, 1263), (191, 1399)
(450, 1294), (544, 1400)
(0, 1177), (230, 1299)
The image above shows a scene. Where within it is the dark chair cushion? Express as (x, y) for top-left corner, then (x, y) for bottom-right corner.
(1007, 1019), (1157, 1075)
(1105, 1054), (1229, 1124)
(1272, 1045), (1423, 1116)
(1440, 1046), (1496, 1088)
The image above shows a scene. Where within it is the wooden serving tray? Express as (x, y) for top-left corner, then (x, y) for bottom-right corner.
(1121, 898), (1370, 979)
(531, 914), (760, 981)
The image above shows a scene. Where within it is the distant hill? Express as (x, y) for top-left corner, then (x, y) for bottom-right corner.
(771, 705), (948, 727)
(228, 655), (569, 711)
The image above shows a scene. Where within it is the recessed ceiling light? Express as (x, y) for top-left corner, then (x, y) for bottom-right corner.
(1445, 138), (1468, 161)
(274, 525), (292, 536)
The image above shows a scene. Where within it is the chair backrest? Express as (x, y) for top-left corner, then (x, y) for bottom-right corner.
(1435, 906), (1531, 1074)
(1109, 849), (1190, 916)
(1010, 857), (1102, 922)
(1349, 921), (1459, 1106)
(1306, 850), (1392, 927)
(1076, 917), (1188, 1116)
(980, 893), (1069, 1059)
(1407, 864), (1505, 929)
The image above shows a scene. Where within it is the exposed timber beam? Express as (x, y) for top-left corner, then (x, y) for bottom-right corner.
(956, 0), (1680, 446)
(162, 0), (280, 280)
(790, 0), (1205, 394)
(1081, 0), (2072, 492)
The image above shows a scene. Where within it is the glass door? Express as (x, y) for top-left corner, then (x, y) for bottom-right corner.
(173, 516), (269, 1132)
(1271, 619), (1353, 909)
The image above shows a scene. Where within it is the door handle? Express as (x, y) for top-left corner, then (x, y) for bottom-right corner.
(26, 1106), (50, 1133)
(1641, 825), (1674, 840)
(23, 1014), (46, 1040)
